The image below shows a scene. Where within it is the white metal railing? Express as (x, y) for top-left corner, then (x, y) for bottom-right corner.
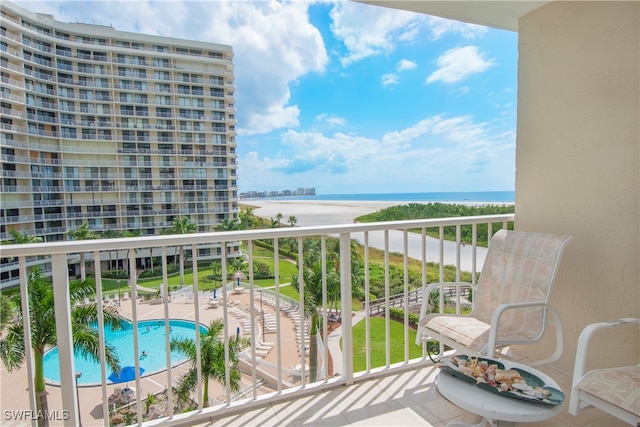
(0, 213), (513, 426)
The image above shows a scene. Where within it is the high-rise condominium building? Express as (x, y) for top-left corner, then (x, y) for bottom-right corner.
(0, 1), (239, 288)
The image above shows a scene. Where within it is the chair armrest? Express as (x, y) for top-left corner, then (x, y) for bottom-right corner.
(490, 301), (555, 328)
(571, 318), (640, 389)
(488, 301), (564, 365)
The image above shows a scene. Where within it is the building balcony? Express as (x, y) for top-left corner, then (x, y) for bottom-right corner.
(0, 214), (627, 427)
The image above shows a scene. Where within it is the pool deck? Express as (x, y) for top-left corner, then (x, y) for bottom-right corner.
(0, 289), (311, 426)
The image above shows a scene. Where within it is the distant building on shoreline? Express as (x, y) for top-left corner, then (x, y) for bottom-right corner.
(241, 187), (316, 199)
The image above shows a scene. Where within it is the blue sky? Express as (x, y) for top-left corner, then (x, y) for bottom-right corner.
(17, 0), (518, 195)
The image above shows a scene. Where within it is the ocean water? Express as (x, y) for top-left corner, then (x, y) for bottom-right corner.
(267, 191), (515, 203)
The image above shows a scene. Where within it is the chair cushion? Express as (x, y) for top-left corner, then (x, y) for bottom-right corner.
(575, 366), (640, 416)
(420, 314), (534, 353)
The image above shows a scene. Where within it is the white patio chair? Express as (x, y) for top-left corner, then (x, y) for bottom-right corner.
(569, 318), (639, 426)
(416, 229), (572, 366)
(208, 296), (219, 309)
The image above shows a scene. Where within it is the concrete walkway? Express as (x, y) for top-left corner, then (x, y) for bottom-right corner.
(326, 310), (367, 376)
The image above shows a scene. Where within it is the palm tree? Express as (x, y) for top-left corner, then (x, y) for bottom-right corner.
(101, 229), (123, 272)
(1, 230), (44, 263)
(215, 217), (240, 231)
(292, 255), (340, 382)
(123, 229), (143, 283)
(169, 217), (197, 286)
(0, 293), (16, 332)
(210, 261), (222, 289)
(0, 266), (124, 426)
(230, 257), (245, 274)
(238, 207), (257, 229)
(2, 229), (43, 245)
(291, 237), (363, 382)
(287, 215), (297, 227)
(170, 320), (249, 407)
(66, 222), (97, 280)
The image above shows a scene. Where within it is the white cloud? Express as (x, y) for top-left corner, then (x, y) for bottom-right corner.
(196, 1), (329, 135)
(397, 59), (417, 72)
(382, 59), (415, 87)
(452, 86), (471, 98)
(239, 114), (515, 192)
(426, 16), (488, 41)
(315, 113), (347, 127)
(22, 0), (328, 136)
(329, 4), (489, 67)
(330, 2), (423, 66)
(382, 116), (444, 145)
(382, 73), (399, 86)
(426, 46), (495, 84)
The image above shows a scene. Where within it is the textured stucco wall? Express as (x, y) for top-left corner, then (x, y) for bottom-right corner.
(516, 1), (639, 372)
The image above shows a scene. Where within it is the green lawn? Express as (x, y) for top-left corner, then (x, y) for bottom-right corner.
(349, 316), (422, 371)
(99, 256), (299, 296)
(97, 247), (364, 313)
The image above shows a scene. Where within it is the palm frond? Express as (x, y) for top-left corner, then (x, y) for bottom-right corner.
(71, 324), (120, 373)
(0, 323), (26, 371)
(172, 368), (198, 405)
(68, 276), (97, 304)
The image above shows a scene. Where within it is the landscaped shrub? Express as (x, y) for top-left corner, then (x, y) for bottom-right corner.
(253, 260), (274, 280)
(389, 307), (419, 327)
(102, 270), (129, 280)
(139, 263), (179, 278)
(254, 239), (298, 261)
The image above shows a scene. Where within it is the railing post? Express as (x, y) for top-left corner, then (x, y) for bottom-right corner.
(339, 233), (353, 385)
(18, 258), (37, 427)
(51, 253), (79, 425)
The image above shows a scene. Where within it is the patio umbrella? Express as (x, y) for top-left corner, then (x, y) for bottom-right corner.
(108, 366), (145, 383)
(213, 288), (217, 299)
(232, 271), (246, 281)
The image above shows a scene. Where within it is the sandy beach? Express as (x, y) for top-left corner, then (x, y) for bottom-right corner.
(243, 199), (489, 271)
(241, 199), (403, 227)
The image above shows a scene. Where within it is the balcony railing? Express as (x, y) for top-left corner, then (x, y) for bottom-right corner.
(0, 213), (513, 426)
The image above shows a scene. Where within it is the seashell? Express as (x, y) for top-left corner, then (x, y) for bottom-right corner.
(495, 369), (523, 382)
(512, 382), (533, 392)
(534, 387), (552, 397)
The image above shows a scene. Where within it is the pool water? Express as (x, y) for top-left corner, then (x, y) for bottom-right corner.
(43, 319), (206, 385)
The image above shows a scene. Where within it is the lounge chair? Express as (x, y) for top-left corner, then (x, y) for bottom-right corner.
(416, 229), (572, 366)
(569, 318), (640, 426)
(108, 387), (122, 405)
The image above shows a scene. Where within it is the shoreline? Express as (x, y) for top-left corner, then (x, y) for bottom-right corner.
(242, 199), (493, 272)
(242, 199), (512, 227)
(241, 199), (403, 227)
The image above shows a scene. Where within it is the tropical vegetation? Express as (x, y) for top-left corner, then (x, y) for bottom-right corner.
(66, 222), (97, 279)
(355, 202), (514, 246)
(167, 216), (198, 286)
(0, 266), (125, 426)
(170, 319), (250, 407)
(291, 237), (364, 381)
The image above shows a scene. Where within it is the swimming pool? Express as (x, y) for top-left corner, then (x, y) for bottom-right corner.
(43, 319), (206, 386)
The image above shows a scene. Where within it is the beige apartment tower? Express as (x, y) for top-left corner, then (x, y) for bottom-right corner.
(0, 2), (238, 287)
